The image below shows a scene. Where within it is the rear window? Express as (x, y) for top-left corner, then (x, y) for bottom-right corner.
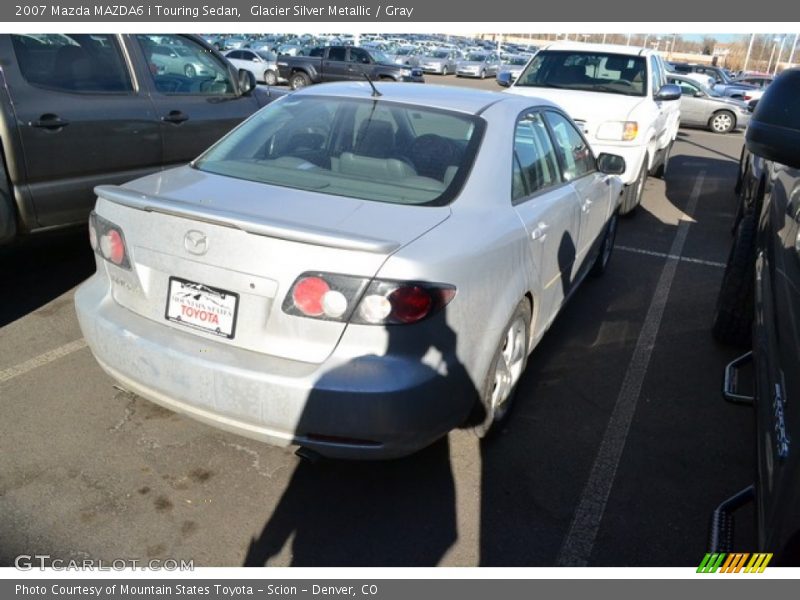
(516, 50), (647, 97)
(195, 96), (485, 207)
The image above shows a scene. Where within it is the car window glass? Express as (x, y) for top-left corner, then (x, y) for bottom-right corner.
(227, 50), (242, 60)
(544, 111), (596, 181)
(328, 47), (347, 61)
(512, 112), (560, 202)
(136, 34), (234, 95)
(11, 34), (133, 93)
(348, 48), (370, 64)
(673, 79), (700, 96)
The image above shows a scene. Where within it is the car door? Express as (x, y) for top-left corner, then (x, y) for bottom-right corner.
(133, 34), (262, 166)
(511, 110), (582, 336)
(4, 33), (161, 228)
(543, 110), (610, 278)
(321, 46), (349, 81)
(671, 78), (705, 126)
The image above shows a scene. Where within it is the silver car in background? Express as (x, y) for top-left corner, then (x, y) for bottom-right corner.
(668, 74), (751, 133)
(418, 48), (461, 75)
(75, 83), (624, 459)
(496, 54), (531, 84)
(456, 51), (501, 79)
(224, 48), (282, 86)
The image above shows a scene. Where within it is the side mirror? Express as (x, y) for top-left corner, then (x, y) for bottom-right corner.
(597, 153), (626, 175)
(496, 71), (513, 88)
(694, 91), (705, 97)
(237, 68), (256, 94)
(746, 69), (800, 169)
(655, 84), (682, 101)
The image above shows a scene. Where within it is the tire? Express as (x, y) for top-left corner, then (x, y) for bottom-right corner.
(264, 70), (278, 86)
(620, 155), (648, 216)
(471, 299), (531, 439)
(289, 71), (311, 90)
(442, 66), (448, 76)
(709, 110), (736, 134)
(480, 69), (486, 80)
(590, 212), (619, 277)
(712, 211), (757, 347)
(650, 140), (672, 179)
(184, 64), (196, 78)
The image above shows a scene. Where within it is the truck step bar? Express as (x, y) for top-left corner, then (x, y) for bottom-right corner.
(723, 351), (754, 405)
(708, 485), (755, 553)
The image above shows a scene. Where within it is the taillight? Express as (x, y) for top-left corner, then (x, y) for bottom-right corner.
(89, 212), (131, 269)
(282, 272), (455, 325)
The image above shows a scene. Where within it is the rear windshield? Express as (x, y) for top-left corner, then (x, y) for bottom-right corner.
(516, 50), (648, 97)
(195, 96), (485, 207)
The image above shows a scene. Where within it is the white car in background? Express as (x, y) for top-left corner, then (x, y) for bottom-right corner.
(501, 42), (682, 214)
(224, 49), (282, 86)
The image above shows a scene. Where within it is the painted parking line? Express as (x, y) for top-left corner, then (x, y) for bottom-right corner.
(556, 172), (707, 567)
(616, 245), (726, 269)
(0, 339), (87, 385)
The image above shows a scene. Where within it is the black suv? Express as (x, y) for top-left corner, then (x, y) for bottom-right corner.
(711, 68), (800, 564)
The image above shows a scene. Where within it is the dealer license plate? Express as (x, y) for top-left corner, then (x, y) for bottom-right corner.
(165, 277), (239, 339)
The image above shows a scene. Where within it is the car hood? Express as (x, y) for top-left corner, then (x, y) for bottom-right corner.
(458, 61), (486, 68)
(104, 166), (451, 254)
(505, 86), (646, 128)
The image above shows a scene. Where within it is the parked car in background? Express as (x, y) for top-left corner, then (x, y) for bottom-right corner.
(497, 54), (531, 84)
(721, 74), (773, 100)
(277, 46), (424, 90)
(501, 42), (681, 214)
(225, 48), (281, 86)
(0, 33), (285, 246)
(456, 51), (501, 79)
(667, 74), (750, 133)
(417, 48), (460, 75)
(710, 68), (800, 566)
(388, 45), (422, 67)
(149, 43), (217, 78)
(74, 83), (625, 459)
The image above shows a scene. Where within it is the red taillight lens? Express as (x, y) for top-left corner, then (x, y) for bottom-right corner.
(388, 286), (433, 324)
(90, 212), (131, 269)
(292, 276), (330, 317)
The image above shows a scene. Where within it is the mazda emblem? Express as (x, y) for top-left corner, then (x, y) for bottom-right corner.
(184, 230), (209, 255)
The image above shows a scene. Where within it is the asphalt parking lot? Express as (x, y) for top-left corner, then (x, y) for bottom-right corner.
(0, 75), (756, 567)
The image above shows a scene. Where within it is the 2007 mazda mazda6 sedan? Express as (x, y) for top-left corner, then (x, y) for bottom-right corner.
(75, 82), (625, 459)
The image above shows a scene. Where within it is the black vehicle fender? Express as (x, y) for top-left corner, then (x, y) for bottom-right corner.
(0, 141), (17, 245)
(293, 64), (319, 82)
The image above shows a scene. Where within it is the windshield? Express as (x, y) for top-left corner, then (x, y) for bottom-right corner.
(467, 53), (487, 62)
(195, 96), (485, 207)
(256, 50), (276, 61)
(516, 50), (647, 97)
(432, 51), (450, 58)
(506, 56), (528, 66)
(396, 48), (414, 55)
(371, 51), (390, 63)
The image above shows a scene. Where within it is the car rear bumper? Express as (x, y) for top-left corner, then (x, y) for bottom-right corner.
(75, 273), (471, 459)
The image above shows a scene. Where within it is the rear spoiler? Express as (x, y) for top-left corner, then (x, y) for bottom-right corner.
(95, 185), (401, 254)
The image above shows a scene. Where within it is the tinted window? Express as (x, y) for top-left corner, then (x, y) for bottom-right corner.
(136, 34), (234, 95)
(308, 47), (324, 58)
(195, 96), (484, 207)
(512, 112), (561, 202)
(227, 50), (242, 60)
(544, 111), (596, 181)
(328, 47), (347, 61)
(517, 50), (647, 97)
(11, 34), (132, 92)
(348, 48), (370, 64)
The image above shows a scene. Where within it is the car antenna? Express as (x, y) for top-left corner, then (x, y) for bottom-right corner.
(362, 71), (382, 97)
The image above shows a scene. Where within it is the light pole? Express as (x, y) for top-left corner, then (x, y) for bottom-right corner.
(773, 34), (787, 74)
(789, 33), (799, 66)
(767, 36), (779, 72)
(743, 33), (755, 72)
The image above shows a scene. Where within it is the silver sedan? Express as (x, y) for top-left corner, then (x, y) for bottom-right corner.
(456, 52), (501, 79)
(75, 83), (624, 459)
(418, 49), (461, 75)
(668, 74), (751, 134)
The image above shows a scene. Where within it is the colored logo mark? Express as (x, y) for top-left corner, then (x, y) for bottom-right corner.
(697, 553), (773, 573)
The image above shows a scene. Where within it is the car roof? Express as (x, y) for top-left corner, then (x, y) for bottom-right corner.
(543, 41), (653, 56)
(291, 82), (558, 115)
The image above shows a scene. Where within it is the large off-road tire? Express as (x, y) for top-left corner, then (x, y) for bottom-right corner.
(620, 155), (648, 216)
(712, 211), (757, 347)
(472, 299), (531, 439)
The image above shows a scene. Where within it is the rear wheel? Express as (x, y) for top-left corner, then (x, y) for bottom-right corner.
(712, 211), (757, 346)
(591, 212), (619, 276)
(620, 155), (648, 216)
(709, 110), (736, 134)
(289, 71), (311, 90)
(472, 300), (531, 439)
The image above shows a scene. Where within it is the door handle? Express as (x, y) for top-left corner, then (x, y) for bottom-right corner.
(29, 114), (69, 129)
(531, 222), (549, 241)
(581, 198), (593, 212)
(161, 110), (189, 124)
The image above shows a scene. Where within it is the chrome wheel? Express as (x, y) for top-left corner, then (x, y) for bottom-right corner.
(489, 314), (527, 422)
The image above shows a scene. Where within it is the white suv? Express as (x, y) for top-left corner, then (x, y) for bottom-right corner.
(502, 42), (681, 214)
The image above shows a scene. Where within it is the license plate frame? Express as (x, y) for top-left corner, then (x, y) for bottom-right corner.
(165, 277), (239, 339)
